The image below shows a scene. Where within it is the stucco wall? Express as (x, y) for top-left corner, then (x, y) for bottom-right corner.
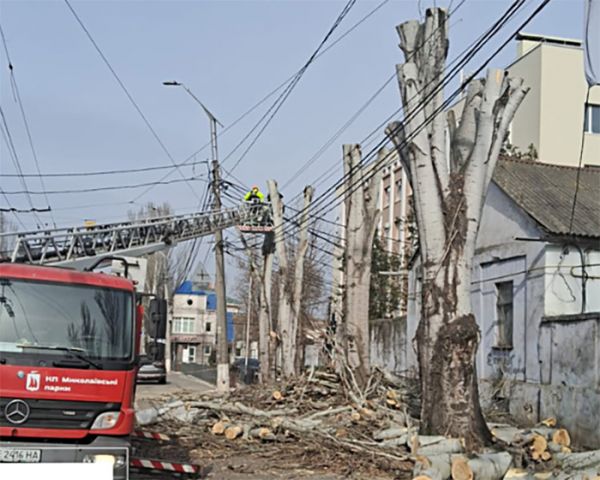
(544, 246), (600, 315)
(390, 183), (600, 446)
(370, 317), (410, 374)
(507, 45), (542, 155)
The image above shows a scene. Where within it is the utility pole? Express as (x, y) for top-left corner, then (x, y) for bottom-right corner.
(163, 80), (229, 392)
(244, 271), (253, 371)
(212, 154), (230, 393)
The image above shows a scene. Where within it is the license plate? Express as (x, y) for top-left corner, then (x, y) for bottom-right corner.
(0, 448), (42, 463)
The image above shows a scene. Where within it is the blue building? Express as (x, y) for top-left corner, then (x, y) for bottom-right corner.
(171, 277), (239, 367)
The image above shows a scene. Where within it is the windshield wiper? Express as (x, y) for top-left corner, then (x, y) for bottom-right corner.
(16, 344), (103, 370)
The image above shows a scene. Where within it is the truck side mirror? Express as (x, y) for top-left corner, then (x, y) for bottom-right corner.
(148, 299), (167, 362)
(135, 304), (144, 356)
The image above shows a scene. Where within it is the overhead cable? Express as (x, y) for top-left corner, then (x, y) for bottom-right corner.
(277, 0), (539, 243)
(130, 0), (390, 203)
(63, 0), (201, 202)
(0, 159), (208, 178)
(224, 0), (358, 174)
(2, 176), (207, 195)
(0, 22), (56, 227)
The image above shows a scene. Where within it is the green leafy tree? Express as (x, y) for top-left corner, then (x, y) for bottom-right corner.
(369, 233), (402, 319)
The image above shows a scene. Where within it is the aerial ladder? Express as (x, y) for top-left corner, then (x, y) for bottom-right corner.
(1, 202), (272, 270)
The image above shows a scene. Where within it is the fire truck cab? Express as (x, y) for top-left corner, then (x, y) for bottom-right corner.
(0, 263), (140, 479)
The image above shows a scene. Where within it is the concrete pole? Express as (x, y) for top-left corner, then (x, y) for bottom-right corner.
(212, 158), (230, 393)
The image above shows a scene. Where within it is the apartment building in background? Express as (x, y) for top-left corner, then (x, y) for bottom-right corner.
(378, 153), (411, 257)
(506, 33), (600, 166)
(170, 269), (238, 367)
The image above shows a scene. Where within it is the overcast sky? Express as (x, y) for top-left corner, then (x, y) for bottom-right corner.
(0, 0), (585, 278)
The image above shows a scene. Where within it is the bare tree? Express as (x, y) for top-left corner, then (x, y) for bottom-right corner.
(127, 202), (190, 295)
(266, 181), (314, 377)
(235, 231), (274, 380)
(386, 8), (528, 448)
(340, 145), (382, 386)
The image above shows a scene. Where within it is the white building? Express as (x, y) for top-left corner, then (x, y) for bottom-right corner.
(170, 277), (239, 367)
(376, 158), (600, 448)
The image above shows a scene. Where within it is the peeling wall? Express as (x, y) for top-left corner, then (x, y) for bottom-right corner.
(369, 316), (409, 374)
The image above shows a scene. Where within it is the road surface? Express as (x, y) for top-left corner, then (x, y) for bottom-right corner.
(135, 370), (214, 406)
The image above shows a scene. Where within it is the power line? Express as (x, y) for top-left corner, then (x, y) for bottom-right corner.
(224, 0), (470, 206)
(568, 85), (591, 233)
(0, 159), (208, 178)
(0, 188), (27, 229)
(240, 0), (536, 256)
(2, 176), (207, 196)
(0, 206), (51, 213)
(0, 22), (56, 227)
(279, 72), (396, 191)
(277, 0), (538, 243)
(313, 0), (544, 223)
(224, 0), (358, 174)
(0, 106), (45, 227)
(63, 0), (201, 202)
(129, 0), (390, 204)
(278, 14), (466, 192)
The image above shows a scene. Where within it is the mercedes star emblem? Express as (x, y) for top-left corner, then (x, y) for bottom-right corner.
(4, 399), (31, 425)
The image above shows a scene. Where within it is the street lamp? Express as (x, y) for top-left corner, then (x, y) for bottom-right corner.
(162, 80), (223, 127)
(162, 80), (223, 176)
(163, 80), (229, 392)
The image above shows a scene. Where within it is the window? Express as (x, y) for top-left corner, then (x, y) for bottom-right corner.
(384, 186), (391, 206)
(203, 345), (211, 355)
(205, 322), (212, 333)
(584, 103), (600, 134)
(495, 281), (514, 349)
(0, 278), (133, 361)
(172, 316), (195, 334)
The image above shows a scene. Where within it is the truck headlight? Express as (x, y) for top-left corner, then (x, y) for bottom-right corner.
(90, 411), (121, 430)
(82, 454), (126, 468)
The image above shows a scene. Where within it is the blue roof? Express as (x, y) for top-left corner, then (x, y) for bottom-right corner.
(174, 281), (220, 311)
(175, 280), (210, 296)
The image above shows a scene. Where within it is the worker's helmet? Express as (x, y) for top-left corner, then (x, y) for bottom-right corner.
(252, 185), (259, 191)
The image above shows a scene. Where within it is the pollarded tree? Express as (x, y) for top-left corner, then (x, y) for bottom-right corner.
(386, 8), (528, 449)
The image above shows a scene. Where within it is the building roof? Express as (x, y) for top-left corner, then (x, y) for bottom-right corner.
(492, 158), (600, 239)
(174, 280), (239, 309)
(516, 32), (581, 48)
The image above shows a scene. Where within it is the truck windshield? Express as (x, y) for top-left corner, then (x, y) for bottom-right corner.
(0, 278), (133, 360)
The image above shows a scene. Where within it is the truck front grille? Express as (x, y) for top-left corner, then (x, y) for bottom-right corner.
(0, 398), (121, 430)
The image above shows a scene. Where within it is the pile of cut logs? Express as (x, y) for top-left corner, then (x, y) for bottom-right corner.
(405, 418), (599, 479)
(138, 369), (599, 480)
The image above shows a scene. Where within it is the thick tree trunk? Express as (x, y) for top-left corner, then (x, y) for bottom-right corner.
(417, 272), (491, 449)
(387, 7), (528, 451)
(267, 180), (313, 377)
(341, 144), (381, 385)
(290, 187), (314, 372)
(259, 249), (273, 380)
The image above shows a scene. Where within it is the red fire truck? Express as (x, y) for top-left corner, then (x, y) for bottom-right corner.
(0, 262), (141, 479)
